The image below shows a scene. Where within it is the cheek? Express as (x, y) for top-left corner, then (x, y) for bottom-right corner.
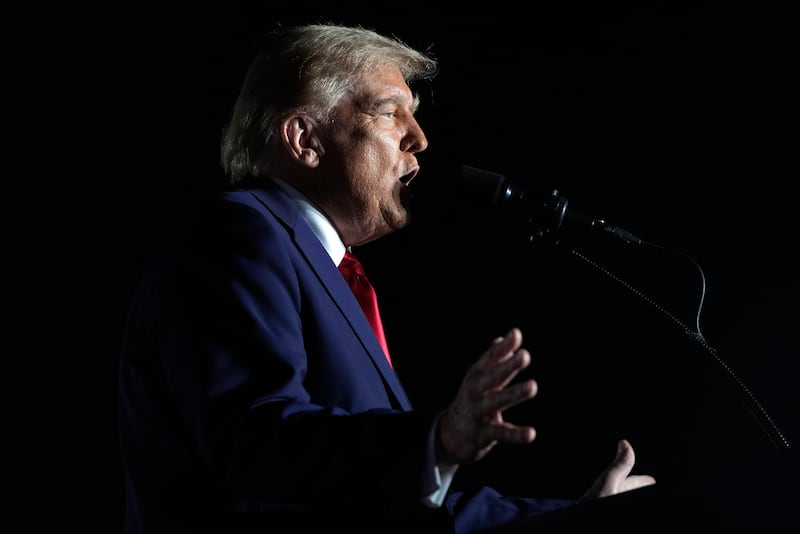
(338, 131), (397, 200)
(353, 146), (391, 189)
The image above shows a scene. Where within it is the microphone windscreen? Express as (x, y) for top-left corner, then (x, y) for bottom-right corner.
(458, 165), (507, 208)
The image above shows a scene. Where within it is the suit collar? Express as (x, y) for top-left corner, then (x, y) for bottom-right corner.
(243, 181), (412, 410)
(269, 177), (347, 264)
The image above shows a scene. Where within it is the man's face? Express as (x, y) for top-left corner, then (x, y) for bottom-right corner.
(316, 64), (428, 246)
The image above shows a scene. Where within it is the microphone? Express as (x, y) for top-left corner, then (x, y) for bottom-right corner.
(459, 164), (643, 245)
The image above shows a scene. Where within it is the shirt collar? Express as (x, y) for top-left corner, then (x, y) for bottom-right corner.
(271, 177), (347, 265)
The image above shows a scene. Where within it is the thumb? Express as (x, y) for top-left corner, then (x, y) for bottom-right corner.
(608, 439), (657, 495)
(606, 438), (635, 479)
(579, 439), (637, 502)
(578, 438), (655, 502)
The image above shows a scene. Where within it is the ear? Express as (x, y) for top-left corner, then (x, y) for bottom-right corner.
(280, 114), (325, 168)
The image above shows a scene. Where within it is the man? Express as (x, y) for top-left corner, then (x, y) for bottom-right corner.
(118, 23), (655, 533)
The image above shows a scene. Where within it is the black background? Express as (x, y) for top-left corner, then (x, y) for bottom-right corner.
(56, 2), (798, 530)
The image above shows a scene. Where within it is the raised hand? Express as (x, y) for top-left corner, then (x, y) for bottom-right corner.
(437, 328), (538, 465)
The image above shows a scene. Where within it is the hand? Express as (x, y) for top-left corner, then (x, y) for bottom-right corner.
(437, 328), (538, 465)
(578, 439), (656, 502)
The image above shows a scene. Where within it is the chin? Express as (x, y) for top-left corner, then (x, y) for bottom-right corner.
(396, 202), (413, 227)
(382, 210), (410, 236)
(399, 191), (414, 217)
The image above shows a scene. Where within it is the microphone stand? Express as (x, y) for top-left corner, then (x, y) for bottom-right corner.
(529, 228), (791, 453)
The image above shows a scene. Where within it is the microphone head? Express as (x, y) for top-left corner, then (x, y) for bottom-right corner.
(455, 163), (644, 245)
(458, 164), (569, 233)
(458, 165), (509, 208)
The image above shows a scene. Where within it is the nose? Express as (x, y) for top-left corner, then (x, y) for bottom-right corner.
(401, 116), (428, 153)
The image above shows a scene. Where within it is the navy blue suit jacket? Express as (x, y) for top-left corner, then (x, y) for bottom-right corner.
(118, 179), (573, 533)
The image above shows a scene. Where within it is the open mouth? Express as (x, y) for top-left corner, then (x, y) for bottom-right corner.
(399, 168), (419, 187)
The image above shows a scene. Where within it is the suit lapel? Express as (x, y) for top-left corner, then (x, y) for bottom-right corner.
(246, 184), (412, 410)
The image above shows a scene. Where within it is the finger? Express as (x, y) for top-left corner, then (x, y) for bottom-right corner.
(620, 474), (657, 493)
(494, 328), (523, 361)
(476, 349), (531, 395)
(477, 328), (523, 370)
(480, 348), (532, 392)
(480, 419), (537, 444)
(477, 378), (538, 416)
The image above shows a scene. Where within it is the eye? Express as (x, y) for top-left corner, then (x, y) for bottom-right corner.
(374, 106), (396, 118)
(369, 97), (407, 119)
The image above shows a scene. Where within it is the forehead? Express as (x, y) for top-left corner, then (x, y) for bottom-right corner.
(350, 64), (417, 107)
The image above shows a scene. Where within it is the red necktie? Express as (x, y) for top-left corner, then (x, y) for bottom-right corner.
(338, 251), (392, 367)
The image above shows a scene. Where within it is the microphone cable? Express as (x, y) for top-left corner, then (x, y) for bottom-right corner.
(555, 238), (792, 453)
